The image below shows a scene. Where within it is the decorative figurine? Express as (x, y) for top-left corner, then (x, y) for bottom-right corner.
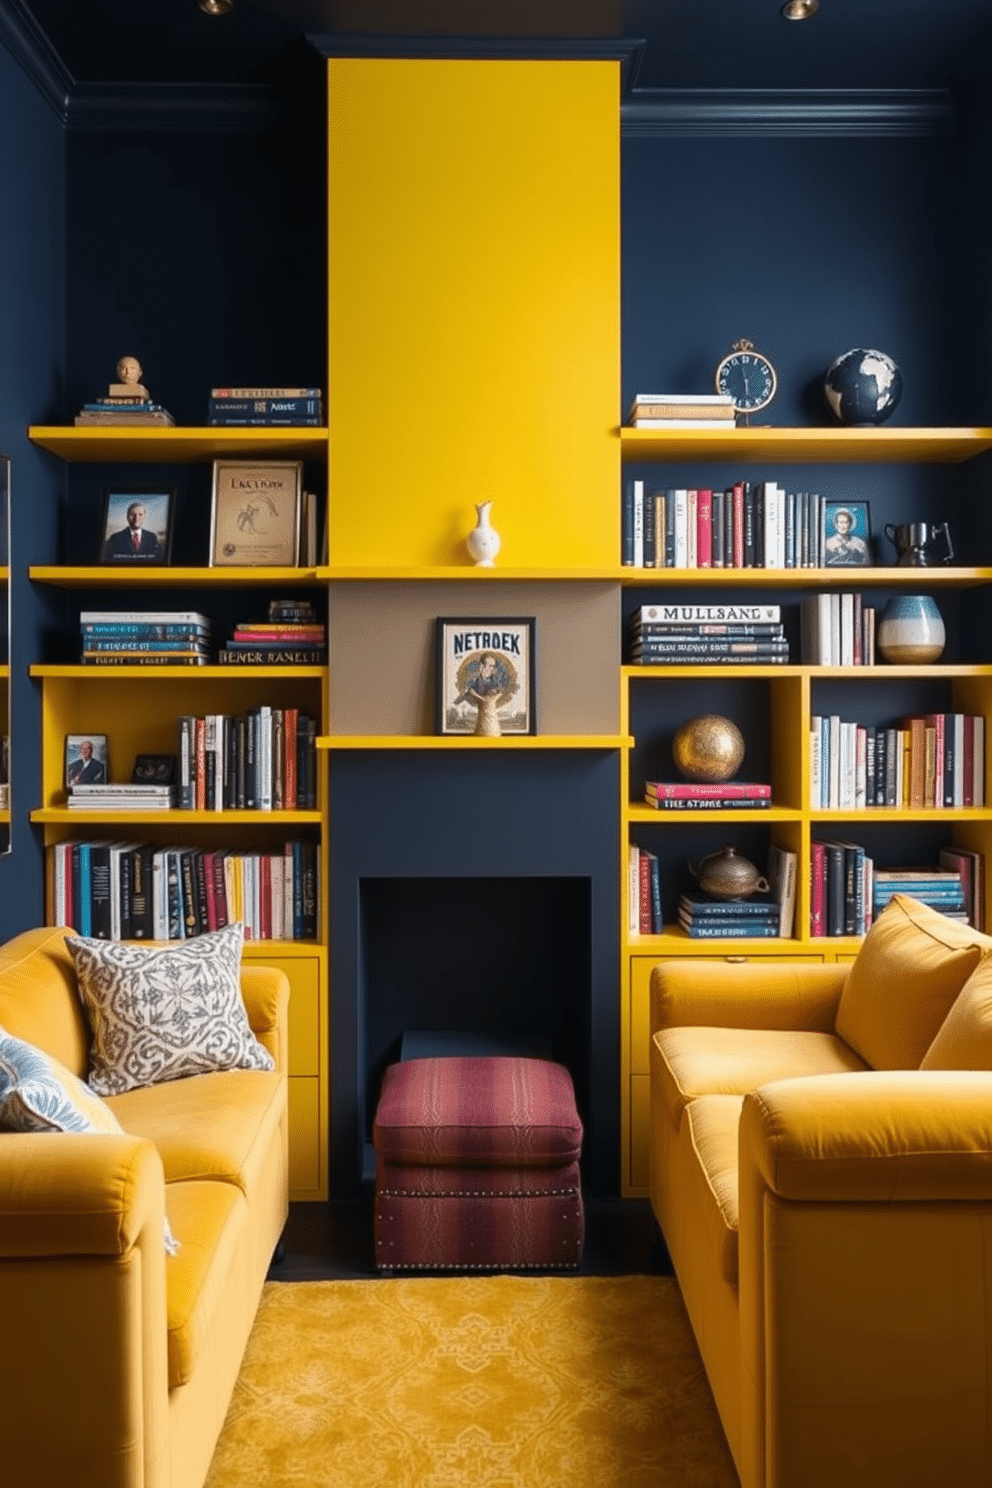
(108, 355), (150, 400)
(673, 714), (745, 782)
(690, 847), (770, 902)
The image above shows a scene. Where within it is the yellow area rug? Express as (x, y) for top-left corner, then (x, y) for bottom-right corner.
(205, 1274), (739, 1487)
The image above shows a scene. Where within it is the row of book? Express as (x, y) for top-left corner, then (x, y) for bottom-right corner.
(626, 392), (736, 429)
(622, 480), (839, 570)
(74, 397), (176, 427)
(800, 592), (877, 666)
(207, 386), (323, 427)
(810, 847), (981, 937)
(47, 838), (319, 943)
(630, 602), (789, 665)
(811, 712), (985, 811)
(629, 843), (797, 938)
(178, 709), (319, 811)
(81, 611), (212, 666)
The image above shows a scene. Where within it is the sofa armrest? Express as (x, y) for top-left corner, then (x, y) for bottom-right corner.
(650, 957), (849, 1036)
(0, 1131), (165, 1256)
(741, 1070), (992, 1201)
(240, 964), (290, 1071)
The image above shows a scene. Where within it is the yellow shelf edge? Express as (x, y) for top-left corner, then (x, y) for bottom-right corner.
(30, 664), (326, 679)
(28, 426), (329, 463)
(317, 733), (633, 750)
(321, 565), (622, 582)
(619, 425), (992, 464)
(618, 565), (992, 587)
(29, 565), (324, 586)
(31, 809), (323, 825)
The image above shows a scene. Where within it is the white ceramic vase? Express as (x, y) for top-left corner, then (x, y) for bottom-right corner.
(466, 500), (501, 567)
(877, 594), (946, 664)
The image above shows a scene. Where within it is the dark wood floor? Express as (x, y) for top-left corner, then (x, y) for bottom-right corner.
(268, 1191), (669, 1281)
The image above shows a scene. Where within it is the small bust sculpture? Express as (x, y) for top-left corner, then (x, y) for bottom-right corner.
(108, 355), (150, 400)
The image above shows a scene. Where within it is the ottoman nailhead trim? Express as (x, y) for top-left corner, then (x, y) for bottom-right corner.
(378, 1186), (579, 1199)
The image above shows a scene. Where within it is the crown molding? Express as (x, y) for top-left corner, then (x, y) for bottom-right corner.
(66, 83), (277, 132)
(308, 33), (646, 95)
(621, 88), (957, 138)
(0, 0), (71, 120)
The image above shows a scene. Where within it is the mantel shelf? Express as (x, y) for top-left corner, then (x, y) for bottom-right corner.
(620, 425), (992, 463)
(317, 733), (633, 750)
(27, 426), (328, 462)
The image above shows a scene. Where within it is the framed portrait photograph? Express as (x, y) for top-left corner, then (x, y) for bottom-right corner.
(823, 500), (872, 566)
(209, 460), (302, 567)
(435, 617), (536, 736)
(99, 487), (175, 565)
(65, 733), (108, 788)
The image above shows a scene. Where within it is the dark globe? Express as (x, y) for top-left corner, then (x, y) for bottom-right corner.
(824, 348), (902, 426)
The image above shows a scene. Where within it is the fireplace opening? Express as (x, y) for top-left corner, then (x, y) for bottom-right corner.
(360, 875), (592, 1171)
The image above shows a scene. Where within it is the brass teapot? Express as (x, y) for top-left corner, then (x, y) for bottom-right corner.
(689, 847), (769, 902)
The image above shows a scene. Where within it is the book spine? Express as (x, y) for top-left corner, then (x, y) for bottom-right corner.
(644, 795), (771, 810)
(645, 782), (772, 799)
(217, 648), (326, 665)
(678, 921), (780, 939)
(633, 604), (781, 624)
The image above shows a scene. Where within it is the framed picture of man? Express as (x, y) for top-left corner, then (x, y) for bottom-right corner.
(823, 500), (872, 566)
(99, 488), (175, 565)
(435, 617), (536, 736)
(65, 734), (108, 788)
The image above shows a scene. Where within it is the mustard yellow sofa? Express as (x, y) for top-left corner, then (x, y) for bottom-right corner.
(0, 925), (290, 1488)
(649, 894), (992, 1488)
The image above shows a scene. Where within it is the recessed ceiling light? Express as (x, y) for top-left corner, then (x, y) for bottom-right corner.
(782, 0), (819, 17)
(198, 0), (234, 15)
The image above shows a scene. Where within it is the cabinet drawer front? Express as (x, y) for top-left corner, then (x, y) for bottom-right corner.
(250, 954), (321, 1076)
(629, 953), (825, 1075)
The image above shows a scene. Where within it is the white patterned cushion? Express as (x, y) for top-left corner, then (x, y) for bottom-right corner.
(0, 1024), (180, 1254)
(66, 921), (273, 1096)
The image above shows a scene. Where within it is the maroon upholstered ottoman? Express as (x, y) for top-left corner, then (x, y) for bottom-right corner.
(373, 1055), (584, 1271)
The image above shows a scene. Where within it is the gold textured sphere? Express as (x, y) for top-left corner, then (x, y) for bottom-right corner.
(672, 714), (745, 782)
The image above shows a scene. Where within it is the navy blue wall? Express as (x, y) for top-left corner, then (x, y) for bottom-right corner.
(0, 44), (64, 938)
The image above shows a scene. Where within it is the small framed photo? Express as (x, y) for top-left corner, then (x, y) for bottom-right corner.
(65, 734), (108, 788)
(131, 753), (177, 785)
(823, 500), (872, 566)
(209, 460), (303, 567)
(99, 487), (175, 565)
(435, 617), (536, 736)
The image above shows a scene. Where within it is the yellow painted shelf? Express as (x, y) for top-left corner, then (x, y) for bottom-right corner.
(318, 733), (632, 750)
(626, 929), (865, 952)
(29, 565), (323, 587)
(320, 565), (621, 582)
(620, 426), (992, 464)
(30, 664), (326, 681)
(31, 809), (322, 826)
(627, 804), (802, 824)
(623, 663), (992, 680)
(27, 426), (328, 462)
(618, 566), (992, 588)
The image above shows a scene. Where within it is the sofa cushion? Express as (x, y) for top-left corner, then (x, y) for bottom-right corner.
(652, 1025), (867, 1131)
(0, 1023), (122, 1134)
(163, 1178), (244, 1388)
(922, 956), (992, 1069)
(0, 926), (90, 1076)
(66, 923), (274, 1096)
(108, 1068), (285, 1194)
(835, 894), (992, 1070)
(685, 1094), (743, 1286)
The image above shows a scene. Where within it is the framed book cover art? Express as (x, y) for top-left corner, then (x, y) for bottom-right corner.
(823, 500), (871, 566)
(99, 487), (175, 565)
(209, 460), (302, 567)
(435, 617), (536, 736)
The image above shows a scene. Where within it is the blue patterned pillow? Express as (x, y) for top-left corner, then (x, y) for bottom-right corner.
(67, 921), (274, 1096)
(0, 1025), (180, 1254)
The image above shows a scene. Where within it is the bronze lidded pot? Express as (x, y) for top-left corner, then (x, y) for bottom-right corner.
(690, 847), (770, 902)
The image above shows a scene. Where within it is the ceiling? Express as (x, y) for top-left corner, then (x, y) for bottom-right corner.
(14, 0), (992, 94)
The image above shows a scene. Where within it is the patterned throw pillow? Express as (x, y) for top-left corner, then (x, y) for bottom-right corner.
(66, 921), (274, 1096)
(0, 1024), (180, 1254)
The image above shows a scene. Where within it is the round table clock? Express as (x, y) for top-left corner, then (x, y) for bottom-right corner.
(715, 339), (777, 421)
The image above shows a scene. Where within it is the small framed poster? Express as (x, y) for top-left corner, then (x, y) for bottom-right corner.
(99, 487), (175, 565)
(435, 617), (536, 736)
(65, 734), (108, 787)
(823, 500), (872, 566)
(209, 460), (302, 567)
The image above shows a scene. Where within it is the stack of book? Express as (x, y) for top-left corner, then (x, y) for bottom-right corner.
(628, 844), (663, 935)
(677, 892), (782, 939)
(643, 781), (772, 811)
(801, 592), (876, 665)
(938, 846), (985, 929)
(80, 611), (212, 666)
(218, 599), (326, 667)
(621, 480), (829, 569)
(626, 393), (736, 429)
(207, 387), (323, 426)
(810, 839), (873, 937)
(74, 397), (175, 426)
(67, 783), (177, 811)
(872, 866), (968, 920)
(630, 603), (789, 665)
